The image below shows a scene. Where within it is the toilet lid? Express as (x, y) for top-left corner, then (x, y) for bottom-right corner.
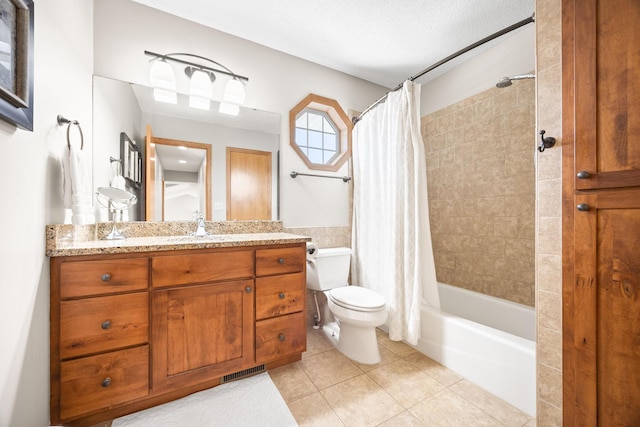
(328, 286), (386, 312)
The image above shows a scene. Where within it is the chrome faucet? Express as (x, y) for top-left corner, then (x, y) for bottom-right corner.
(191, 213), (210, 237)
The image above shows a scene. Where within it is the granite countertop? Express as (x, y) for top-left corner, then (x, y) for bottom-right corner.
(46, 221), (311, 257)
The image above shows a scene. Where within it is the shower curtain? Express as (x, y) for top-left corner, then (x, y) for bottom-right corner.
(351, 80), (439, 345)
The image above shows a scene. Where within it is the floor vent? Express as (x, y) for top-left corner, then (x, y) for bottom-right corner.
(222, 364), (266, 383)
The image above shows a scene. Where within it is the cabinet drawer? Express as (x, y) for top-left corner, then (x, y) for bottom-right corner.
(60, 258), (148, 299)
(60, 345), (149, 421)
(256, 272), (305, 320)
(60, 293), (149, 359)
(151, 250), (254, 288)
(256, 246), (305, 276)
(255, 312), (306, 364)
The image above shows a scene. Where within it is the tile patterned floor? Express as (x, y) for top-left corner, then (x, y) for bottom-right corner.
(269, 328), (535, 427)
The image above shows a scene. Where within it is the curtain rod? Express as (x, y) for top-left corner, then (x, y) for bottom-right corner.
(352, 13), (535, 125)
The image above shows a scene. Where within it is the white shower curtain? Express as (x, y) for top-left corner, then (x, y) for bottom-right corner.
(351, 80), (439, 345)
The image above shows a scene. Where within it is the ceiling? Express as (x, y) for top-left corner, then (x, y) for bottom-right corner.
(132, 0), (535, 89)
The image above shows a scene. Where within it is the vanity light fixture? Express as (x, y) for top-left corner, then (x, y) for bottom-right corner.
(149, 59), (177, 104)
(145, 50), (249, 113)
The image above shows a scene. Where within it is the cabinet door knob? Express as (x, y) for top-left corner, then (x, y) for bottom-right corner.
(279, 292), (285, 299)
(278, 333), (285, 341)
(577, 203), (591, 212)
(101, 377), (112, 388)
(245, 286), (252, 293)
(101, 320), (112, 330)
(278, 258), (285, 264)
(577, 170), (591, 179)
(101, 273), (112, 282)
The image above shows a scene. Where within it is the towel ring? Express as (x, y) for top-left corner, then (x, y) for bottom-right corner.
(58, 115), (84, 150)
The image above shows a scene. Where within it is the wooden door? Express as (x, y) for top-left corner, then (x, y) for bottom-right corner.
(151, 280), (254, 391)
(563, 0), (640, 424)
(226, 148), (272, 220)
(145, 126), (157, 220)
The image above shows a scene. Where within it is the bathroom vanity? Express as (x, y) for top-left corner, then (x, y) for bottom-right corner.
(46, 222), (309, 426)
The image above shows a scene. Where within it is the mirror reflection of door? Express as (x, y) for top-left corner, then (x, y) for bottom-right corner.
(226, 148), (272, 220)
(145, 125), (212, 221)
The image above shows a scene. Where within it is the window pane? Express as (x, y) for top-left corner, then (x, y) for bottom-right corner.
(308, 112), (323, 131)
(308, 148), (323, 164)
(324, 133), (337, 152)
(295, 128), (308, 147)
(323, 117), (336, 134)
(295, 112), (307, 129)
(308, 130), (323, 149)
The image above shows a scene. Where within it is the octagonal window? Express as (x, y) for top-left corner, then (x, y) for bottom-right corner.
(290, 94), (352, 172)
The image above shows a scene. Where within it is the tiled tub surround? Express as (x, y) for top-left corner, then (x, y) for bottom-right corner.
(421, 79), (536, 306)
(46, 220), (306, 256)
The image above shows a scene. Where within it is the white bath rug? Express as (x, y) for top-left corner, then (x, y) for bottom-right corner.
(112, 373), (298, 427)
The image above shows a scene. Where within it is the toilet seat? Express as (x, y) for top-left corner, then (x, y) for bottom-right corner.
(328, 286), (385, 312)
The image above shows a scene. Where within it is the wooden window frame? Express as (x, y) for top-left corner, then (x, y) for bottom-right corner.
(289, 94), (352, 172)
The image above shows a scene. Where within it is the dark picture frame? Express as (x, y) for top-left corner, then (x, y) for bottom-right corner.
(0, 0), (33, 131)
(120, 132), (142, 189)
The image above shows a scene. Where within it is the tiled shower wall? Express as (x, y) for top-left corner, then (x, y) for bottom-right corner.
(421, 80), (536, 306)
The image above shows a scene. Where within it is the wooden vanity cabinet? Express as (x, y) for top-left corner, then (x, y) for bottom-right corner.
(50, 242), (307, 426)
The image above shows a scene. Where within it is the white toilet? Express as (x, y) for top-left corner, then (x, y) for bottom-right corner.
(306, 247), (388, 364)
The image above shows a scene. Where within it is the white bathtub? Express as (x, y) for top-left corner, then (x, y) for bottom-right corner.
(415, 283), (536, 417)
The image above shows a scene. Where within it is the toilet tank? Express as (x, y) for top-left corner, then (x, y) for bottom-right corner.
(306, 247), (352, 291)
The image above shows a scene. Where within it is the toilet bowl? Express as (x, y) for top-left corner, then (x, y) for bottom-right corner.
(306, 246), (388, 364)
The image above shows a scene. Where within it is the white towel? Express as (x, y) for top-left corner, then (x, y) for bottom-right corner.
(62, 147), (72, 209)
(62, 145), (94, 224)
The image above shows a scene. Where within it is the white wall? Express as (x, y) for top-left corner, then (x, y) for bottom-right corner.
(93, 0), (387, 227)
(420, 25), (535, 116)
(0, 1), (94, 426)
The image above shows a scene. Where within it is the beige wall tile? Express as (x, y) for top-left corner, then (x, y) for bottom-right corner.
(538, 363), (563, 408)
(422, 79), (536, 306)
(538, 326), (562, 370)
(538, 290), (562, 331)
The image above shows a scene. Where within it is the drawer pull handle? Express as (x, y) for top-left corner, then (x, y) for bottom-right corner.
(279, 292), (285, 299)
(101, 320), (112, 330)
(278, 333), (285, 341)
(245, 286), (252, 293)
(101, 377), (112, 388)
(101, 273), (112, 282)
(577, 170), (591, 179)
(577, 203), (591, 212)
(278, 258), (285, 264)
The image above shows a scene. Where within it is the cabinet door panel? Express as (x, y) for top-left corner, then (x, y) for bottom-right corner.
(571, 190), (640, 425)
(572, 0), (640, 190)
(152, 280), (254, 390)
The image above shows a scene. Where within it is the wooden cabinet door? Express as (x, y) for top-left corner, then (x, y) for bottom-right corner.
(568, 0), (640, 190)
(566, 189), (640, 425)
(151, 279), (254, 391)
(564, 0), (640, 424)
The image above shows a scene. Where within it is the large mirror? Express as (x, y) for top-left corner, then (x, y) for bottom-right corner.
(92, 75), (280, 222)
